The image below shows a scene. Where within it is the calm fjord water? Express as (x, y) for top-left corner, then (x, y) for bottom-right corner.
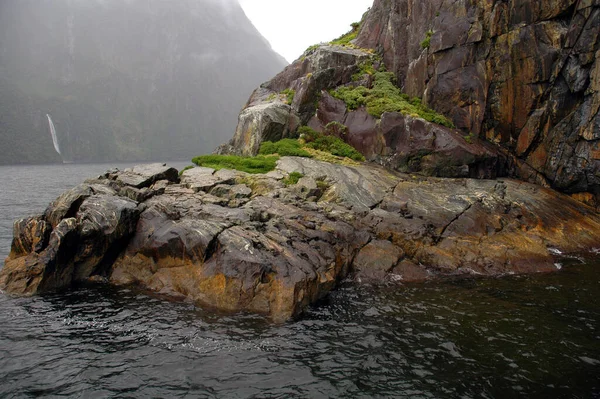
(0, 163), (599, 398)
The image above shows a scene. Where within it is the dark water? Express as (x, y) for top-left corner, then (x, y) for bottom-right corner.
(1, 164), (599, 398)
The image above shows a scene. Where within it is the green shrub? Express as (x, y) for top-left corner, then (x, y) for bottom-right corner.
(330, 21), (361, 46)
(330, 85), (369, 109)
(325, 121), (349, 136)
(298, 126), (321, 142)
(259, 138), (312, 158)
(301, 126), (365, 161)
(421, 30), (433, 49)
(281, 89), (295, 105)
(283, 172), (304, 186)
(330, 72), (455, 128)
(192, 155), (278, 174)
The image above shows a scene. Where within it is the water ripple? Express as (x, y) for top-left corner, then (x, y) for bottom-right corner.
(1, 164), (600, 397)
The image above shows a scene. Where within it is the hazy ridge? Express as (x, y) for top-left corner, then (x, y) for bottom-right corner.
(0, 0), (287, 164)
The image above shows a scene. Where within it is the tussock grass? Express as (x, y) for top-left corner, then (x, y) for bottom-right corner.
(192, 155), (278, 174)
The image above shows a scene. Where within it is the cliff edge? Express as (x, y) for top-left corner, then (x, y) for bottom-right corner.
(221, 0), (599, 206)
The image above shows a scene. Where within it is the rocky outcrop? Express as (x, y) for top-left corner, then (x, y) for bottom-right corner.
(310, 93), (510, 179)
(0, 164), (179, 295)
(3, 161), (600, 321)
(356, 0), (600, 201)
(220, 0), (599, 205)
(220, 43), (509, 180)
(219, 45), (372, 155)
(3, 0), (600, 323)
(222, 102), (301, 157)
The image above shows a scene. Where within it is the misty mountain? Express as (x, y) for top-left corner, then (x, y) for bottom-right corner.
(0, 0), (287, 164)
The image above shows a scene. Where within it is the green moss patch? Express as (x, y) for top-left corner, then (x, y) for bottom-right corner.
(259, 138), (312, 158)
(281, 89), (295, 105)
(283, 172), (304, 186)
(330, 21), (361, 46)
(421, 30), (433, 49)
(299, 126), (365, 162)
(330, 72), (455, 128)
(192, 155), (278, 174)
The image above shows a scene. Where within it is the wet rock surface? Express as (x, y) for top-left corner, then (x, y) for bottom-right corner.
(218, 0), (599, 207)
(3, 160), (600, 321)
(356, 0), (600, 203)
(220, 43), (508, 182)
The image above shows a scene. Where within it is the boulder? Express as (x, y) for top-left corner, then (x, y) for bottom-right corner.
(1, 194), (139, 295)
(115, 163), (179, 188)
(226, 102), (301, 156)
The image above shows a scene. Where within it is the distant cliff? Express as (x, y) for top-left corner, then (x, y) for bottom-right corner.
(0, 0), (287, 164)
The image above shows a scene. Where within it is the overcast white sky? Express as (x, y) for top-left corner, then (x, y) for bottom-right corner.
(238, 0), (373, 63)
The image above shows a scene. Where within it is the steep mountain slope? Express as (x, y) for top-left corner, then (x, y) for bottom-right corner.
(356, 0), (599, 198)
(0, 0), (287, 164)
(222, 0), (599, 205)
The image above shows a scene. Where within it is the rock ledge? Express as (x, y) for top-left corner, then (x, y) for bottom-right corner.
(2, 161), (600, 322)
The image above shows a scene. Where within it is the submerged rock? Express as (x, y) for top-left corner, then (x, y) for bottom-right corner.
(2, 160), (600, 321)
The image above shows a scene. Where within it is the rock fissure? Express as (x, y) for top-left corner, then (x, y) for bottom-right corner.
(435, 203), (474, 245)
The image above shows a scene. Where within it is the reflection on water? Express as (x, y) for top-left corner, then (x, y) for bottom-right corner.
(0, 163), (599, 398)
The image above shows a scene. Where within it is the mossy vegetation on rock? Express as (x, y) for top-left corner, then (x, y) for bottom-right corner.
(192, 155), (278, 174)
(299, 127), (365, 161)
(260, 131), (365, 163)
(331, 71), (455, 127)
(330, 21), (361, 46)
(259, 138), (313, 158)
(283, 172), (304, 186)
(281, 89), (296, 105)
(420, 29), (433, 49)
(206, 132), (364, 174)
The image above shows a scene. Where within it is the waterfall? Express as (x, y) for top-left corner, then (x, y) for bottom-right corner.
(46, 114), (62, 156)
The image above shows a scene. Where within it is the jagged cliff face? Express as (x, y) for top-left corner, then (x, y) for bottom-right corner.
(223, 0), (598, 202)
(356, 0), (600, 197)
(0, 0), (287, 164)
